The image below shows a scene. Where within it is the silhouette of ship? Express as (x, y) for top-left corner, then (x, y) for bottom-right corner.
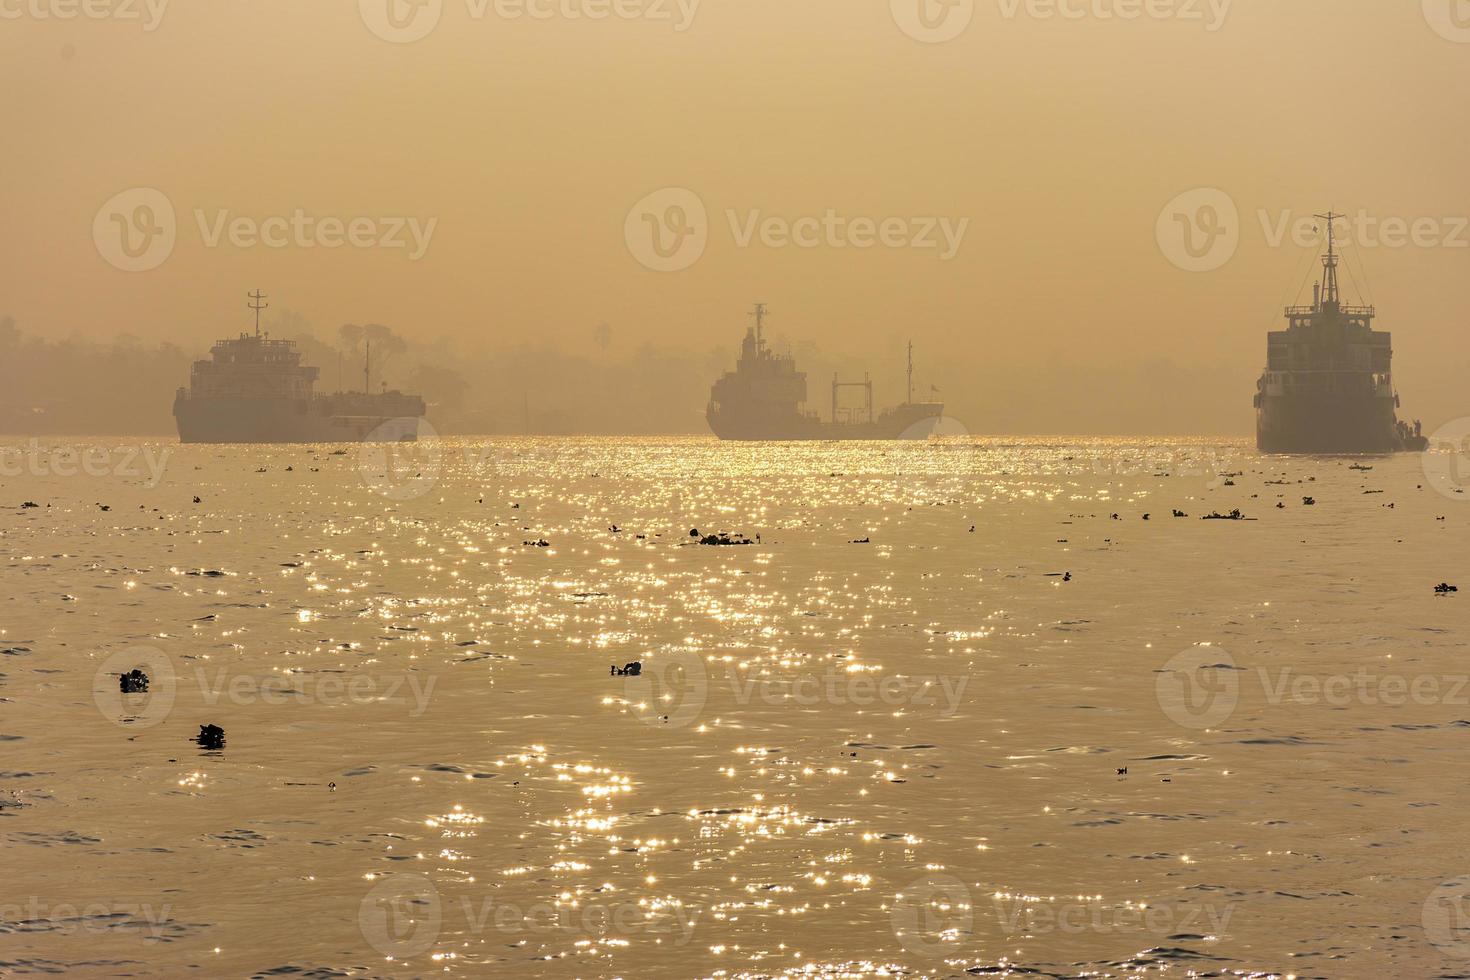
(707, 305), (944, 440)
(173, 291), (426, 444)
(1254, 214), (1426, 454)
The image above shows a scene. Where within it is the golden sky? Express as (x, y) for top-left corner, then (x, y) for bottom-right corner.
(3, 0), (1468, 433)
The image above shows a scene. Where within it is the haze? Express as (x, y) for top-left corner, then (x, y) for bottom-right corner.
(3, 0), (1468, 434)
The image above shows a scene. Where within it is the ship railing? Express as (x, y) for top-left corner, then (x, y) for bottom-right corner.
(1283, 304), (1376, 317)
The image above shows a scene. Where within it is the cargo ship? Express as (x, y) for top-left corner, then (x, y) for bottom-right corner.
(706, 305), (944, 440)
(173, 292), (426, 444)
(1254, 213), (1426, 454)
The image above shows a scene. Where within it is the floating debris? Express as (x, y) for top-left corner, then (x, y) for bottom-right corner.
(697, 531), (753, 546)
(195, 724), (226, 750)
(611, 662), (643, 677)
(119, 669), (150, 694)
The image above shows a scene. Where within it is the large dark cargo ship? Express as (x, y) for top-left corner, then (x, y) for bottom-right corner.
(706, 305), (945, 441)
(1254, 214), (1426, 454)
(173, 292), (426, 444)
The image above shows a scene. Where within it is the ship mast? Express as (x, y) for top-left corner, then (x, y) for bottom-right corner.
(750, 303), (768, 349)
(364, 340), (371, 394)
(1315, 212), (1343, 311)
(248, 289), (268, 338)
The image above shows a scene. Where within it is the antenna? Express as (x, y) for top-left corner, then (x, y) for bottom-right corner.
(248, 289), (269, 338)
(750, 303), (768, 347)
(1314, 212), (1343, 308)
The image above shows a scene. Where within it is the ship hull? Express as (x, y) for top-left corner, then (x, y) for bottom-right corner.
(708, 403), (946, 441)
(174, 396), (422, 444)
(1255, 391), (1401, 455)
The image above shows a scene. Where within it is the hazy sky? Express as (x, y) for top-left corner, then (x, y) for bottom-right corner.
(4, 0), (1468, 433)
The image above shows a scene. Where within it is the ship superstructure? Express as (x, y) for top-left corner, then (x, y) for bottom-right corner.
(706, 305), (944, 440)
(173, 291), (426, 444)
(1254, 214), (1425, 454)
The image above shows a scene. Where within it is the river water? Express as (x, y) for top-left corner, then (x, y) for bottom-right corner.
(3, 435), (1469, 978)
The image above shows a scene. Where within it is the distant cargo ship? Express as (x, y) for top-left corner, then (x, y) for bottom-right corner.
(1254, 214), (1426, 454)
(173, 291), (426, 444)
(706, 305), (944, 440)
